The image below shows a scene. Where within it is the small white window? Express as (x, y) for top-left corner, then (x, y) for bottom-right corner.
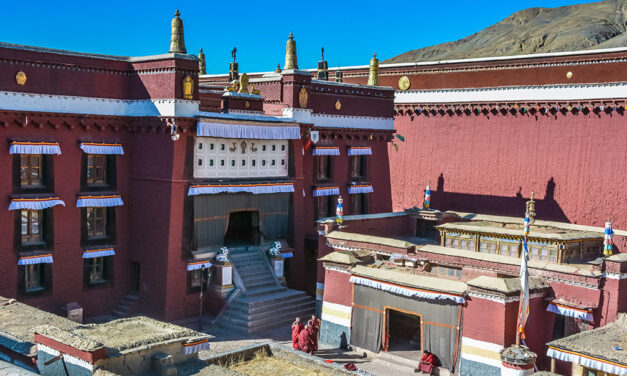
(198, 143), (203, 149)
(220, 160), (225, 166)
(209, 160), (214, 167)
(210, 143), (214, 150)
(198, 159), (202, 166)
(231, 160), (235, 167)
(242, 160), (246, 166)
(281, 159), (285, 166)
(252, 160), (256, 167)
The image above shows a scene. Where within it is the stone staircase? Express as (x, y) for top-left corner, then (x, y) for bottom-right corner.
(217, 246), (316, 333)
(112, 293), (139, 318)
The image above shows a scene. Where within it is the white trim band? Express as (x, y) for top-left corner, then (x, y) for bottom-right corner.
(9, 142), (61, 155)
(188, 183), (294, 196)
(347, 147), (372, 156)
(197, 122), (300, 139)
(18, 255), (53, 265)
(348, 185), (373, 194)
(82, 248), (116, 258)
(547, 303), (593, 321)
(313, 147), (340, 156)
(79, 143), (124, 155)
(313, 187), (340, 197)
(76, 195), (123, 207)
(547, 347), (627, 375)
(349, 275), (465, 304)
(9, 198), (65, 210)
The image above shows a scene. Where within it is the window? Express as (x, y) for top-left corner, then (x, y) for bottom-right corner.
(480, 240), (497, 254)
(88, 257), (106, 284)
(315, 196), (334, 220)
(25, 264), (43, 292)
(86, 207), (107, 239)
(431, 265), (462, 279)
(315, 156), (332, 180)
(453, 238), (460, 249)
(549, 249), (559, 263)
(529, 246), (552, 261)
(21, 210), (43, 245)
(445, 238), (452, 247)
(87, 154), (106, 185)
(350, 194), (368, 215)
(190, 268), (210, 291)
(20, 155), (42, 187)
(349, 155), (367, 180)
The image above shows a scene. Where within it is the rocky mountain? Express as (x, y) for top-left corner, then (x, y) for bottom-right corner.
(384, 0), (627, 64)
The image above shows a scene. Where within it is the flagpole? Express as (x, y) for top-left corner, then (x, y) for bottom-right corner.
(517, 193), (535, 346)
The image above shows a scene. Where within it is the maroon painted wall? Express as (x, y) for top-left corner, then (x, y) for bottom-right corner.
(390, 110), (627, 229)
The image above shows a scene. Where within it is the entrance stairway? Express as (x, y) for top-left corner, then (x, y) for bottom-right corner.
(112, 293), (139, 318)
(217, 246), (316, 334)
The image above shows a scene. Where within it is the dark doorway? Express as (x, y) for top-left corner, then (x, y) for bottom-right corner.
(224, 210), (260, 246)
(130, 261), (140, 293)
(386, 309), (422, 359)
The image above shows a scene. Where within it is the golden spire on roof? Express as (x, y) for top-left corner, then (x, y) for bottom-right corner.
(526, 192), (536, 224)
(367, 53), (379, 86)
(169, 10), (187, 54)
(284, 32), (298, 70)
(198, 48), (206, 74)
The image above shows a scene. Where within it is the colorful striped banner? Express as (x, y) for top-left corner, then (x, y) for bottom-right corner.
(347, 184), (373, 194)
(187, 260), (212, 271)
(313, 146), (340, 156)
(79, 142), (124, 155)
(9, 197), (65, 210)
(188, 182), (294, 196)
(82, 248), (116, 259)
(18, 254), (53, 265)
(347, 146), (372, 156)
(10, 141), (61, 155)
(76, 195), (123, 208)
(313, 186), (340, 197)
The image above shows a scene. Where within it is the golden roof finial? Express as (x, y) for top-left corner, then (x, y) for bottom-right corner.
(275, 63), (282, 73)
(284, 32), (298, 70)
(238, 73), (249, 94)
(169, 10), (187, 54)
(198, 48), (206, 74)
(367, 53), (379, 86)
(526, 192), (536, 224)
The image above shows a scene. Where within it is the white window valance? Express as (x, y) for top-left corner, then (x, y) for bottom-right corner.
(82, 248), (116, 259)
(313, 147), (340, 156)
(349, 275), (466, 304)
(79, 142), (124, 155)
(197, 122), (300, 140)
(10, 141), (61, 155)
(18, 254), (53, 265)
(313, 186), (340, 197)
(347, 146), (372, 156)
(546, 347), (626, 376)
(188, 183), (294, 196)
(9, 197), (65, 210)
(348, 185), (374, 194)
(183, 339), (211, 354)
(76, 195), (124, 208)
(547, 303), (593, 322)
(186, 260), (212, 271)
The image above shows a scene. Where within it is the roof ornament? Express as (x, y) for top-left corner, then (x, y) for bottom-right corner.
(198, 48), (206, 74)
(367, 53), (379, 86)
(231, 46), (237, 62)
(284, 33), (298, 70)
(274, 63), (282, 73)
(317, 47), (328, 80)
(169, 10), (187, 54)
(525, 192), (536, 224)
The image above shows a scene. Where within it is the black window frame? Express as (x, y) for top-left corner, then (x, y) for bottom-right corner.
(81, 207), (116, 247)
(188, 268), (211, 294)
(349, 155), (368, 180)
(14, 209), (53, 251)
(13, 154), (54, 194)
(18, 263), (52, 296)
(81, 154), (117, 191)
(350, 193), (368, 215)
(83, 256), (113, 287)
(314, 196), (335, 220)
(314, 155), (332, 181)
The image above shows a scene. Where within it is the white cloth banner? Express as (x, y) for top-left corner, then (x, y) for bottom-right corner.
(197, 122), (300, 140)
(313, 187), (340, 197)
(10, 142), (61, 155)
(187, 261), (212, 271)
(546, 303), (594, 322)
(349, 275), (465, 304)
(82, 248), (116, 259)
(76, 195), (124, 207)
(9, 198), (65, 210)
(313, 147), (340, 156)
(547, 347), (627, 375)
(348, 185), (374, 194)
(281, 252), (294, 259)
(182, 340), (211, 354)
(18, 255), (53, 265)
(347, 147), (372, 156)
(79, 143), (124, 155)
(188, 183), (294, 196)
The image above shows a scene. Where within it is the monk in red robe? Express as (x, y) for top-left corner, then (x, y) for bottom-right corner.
(291, 317), (304, 350)
(298, 324), (315, 355)
(307, 315), (321, 351)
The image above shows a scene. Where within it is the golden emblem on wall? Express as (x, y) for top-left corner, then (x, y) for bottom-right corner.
(566, 71), (573, 79)
(245, 101), (250, 108)
(398, 76), (411, 91)
(298, 87), (308, 108)
(16, 71), (27, 85)
(335, 99), (342, 111)
(182, 74), (194, 99)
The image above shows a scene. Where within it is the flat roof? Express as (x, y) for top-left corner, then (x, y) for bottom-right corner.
(467, 276), (548, 294)
(196, 111), (297, 124)
(437, 220), (602, 241)
(326, 231), (414, 250)
(351, 264), (467, 295)
(548, 314), (627, 366)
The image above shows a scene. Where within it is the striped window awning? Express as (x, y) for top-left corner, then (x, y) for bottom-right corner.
(197, 121), (300, 140)
(281, 251), (294, 259)
(547, 347), (626, 376)
(347, 146), (372, 156)
(18, 254), (53, 265)
(82, 248), (116, 259)
(10, 141), (61, 155)
(348, 184), (374, 194)
(79, 142), (124, 155)
(188, 183), (294, 196)
(187, 260), (212, 271)
(183, 338), (211, 354)
(76, 195), (124, 208)
(313, 146), (340, 156)
(547, 302), (594, 322)
(9, 197), (65, 210)
(313, 186), (340, 197)
(349, 275), (466, 304)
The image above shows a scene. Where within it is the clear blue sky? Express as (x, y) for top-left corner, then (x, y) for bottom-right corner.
(3, 0), (593, 73)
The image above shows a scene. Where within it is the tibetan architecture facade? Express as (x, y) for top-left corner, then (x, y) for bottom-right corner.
(0, 12), (395, 325)
(202, 47), (627, 230)
(315, 207), (627, 376)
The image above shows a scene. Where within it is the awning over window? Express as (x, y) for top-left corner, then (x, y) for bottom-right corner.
(9, 197), (65, 210)
(347, 146), (372, 156)
(186, 260), (212, 271)
(79, 142), (124, 155)
(349, 275), (466, 304)
(183, 338), (211, 354)
(547, 302), (594, 321)
(10, 141), (61, 155)
(547, 347), (627, 376)
(188, 183), (294, 196)
(313, 186), (340, 197)
(197, 121), (301, 140)
(348, 184), (374, 194)
(281, 251), (294, 259)
(76, 195), (124, 208)
(82, 248), (116, 259)
(313, 146), (340, 156)
(18, 254), (53, 265)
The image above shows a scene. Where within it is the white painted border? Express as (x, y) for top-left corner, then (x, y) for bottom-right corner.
(394, 82), (627, 104)
(282, 108), (394, 130)
(461, 337), (504, 369)
(321, 301), (352, 328)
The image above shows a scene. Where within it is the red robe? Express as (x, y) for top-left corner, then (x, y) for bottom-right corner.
(298, 328), (314, 355)
(291, 321), (304, 350)
(307, 319), (320, 351)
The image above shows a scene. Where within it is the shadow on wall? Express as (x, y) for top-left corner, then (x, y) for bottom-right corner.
(431, 174), (568, 223)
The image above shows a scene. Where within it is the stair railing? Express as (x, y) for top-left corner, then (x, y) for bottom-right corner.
(254, 244), (282, 288)
(229, 255), (248, 295)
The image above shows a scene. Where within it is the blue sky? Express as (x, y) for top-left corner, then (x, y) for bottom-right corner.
(3, 0), (593, 73)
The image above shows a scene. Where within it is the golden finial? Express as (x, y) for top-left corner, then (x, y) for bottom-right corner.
(367, 53), (379, 86)
(284, 32), (298, 70)
(198, 48), (206, 74)
(238, 73), (249, 94)
(526, 192), (536, 224)
(274, 63), (282, 73)
(169, 10), (187, 54)
(317, 47), (329, 80)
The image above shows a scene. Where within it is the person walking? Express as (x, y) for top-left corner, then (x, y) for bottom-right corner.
(291, 317), (304, 350)
(307, 315), (321, 351)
